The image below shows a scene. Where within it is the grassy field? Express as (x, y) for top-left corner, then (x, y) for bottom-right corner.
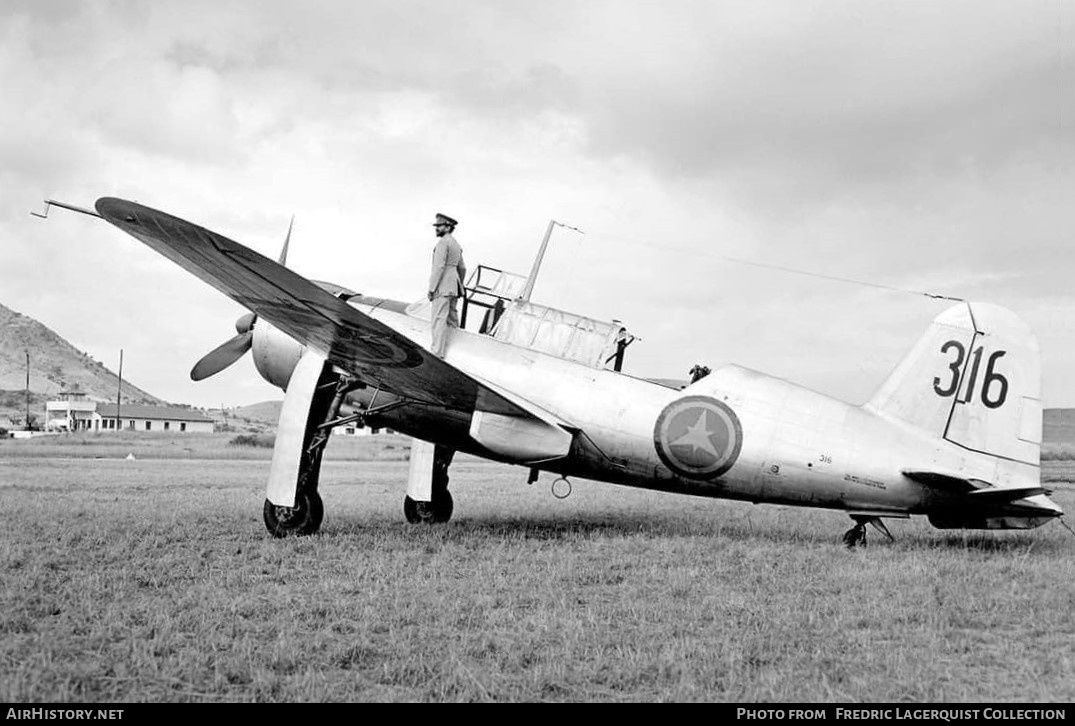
(1, 436), (1074, 703)
(0, 431), (411, 461)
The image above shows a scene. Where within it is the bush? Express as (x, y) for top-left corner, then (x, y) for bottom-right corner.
(1041, 443), (1075, 461)
(228, 434), (274, 448)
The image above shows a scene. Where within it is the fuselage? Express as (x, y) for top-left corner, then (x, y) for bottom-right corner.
(334, 299), (1047, 520)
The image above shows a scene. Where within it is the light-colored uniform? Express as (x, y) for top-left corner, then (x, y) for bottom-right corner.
(428, 231), (466, 357)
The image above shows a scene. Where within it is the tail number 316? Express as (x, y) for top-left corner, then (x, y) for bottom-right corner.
(932, 341), (1009, 409)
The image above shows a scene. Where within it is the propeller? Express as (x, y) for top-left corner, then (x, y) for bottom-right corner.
(189, 217), (294, 381)
(190, 312), (256, 381)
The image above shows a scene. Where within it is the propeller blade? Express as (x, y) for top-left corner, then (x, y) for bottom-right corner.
(236, 311), (256, 334)
(278, 215), (294, 266)
(190, 331), (253, 381)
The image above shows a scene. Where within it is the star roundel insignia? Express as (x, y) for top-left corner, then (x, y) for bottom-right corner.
(653, 395), (742, 480)
(336, 328), (424, 368)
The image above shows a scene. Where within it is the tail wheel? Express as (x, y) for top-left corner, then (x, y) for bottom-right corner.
(403, 491), (454, 524)
(842, 523), (867, 548)
(264, 490), (324, 537)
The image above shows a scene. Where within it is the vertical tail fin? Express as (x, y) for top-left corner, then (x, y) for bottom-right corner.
(866, 302), (1041, 466)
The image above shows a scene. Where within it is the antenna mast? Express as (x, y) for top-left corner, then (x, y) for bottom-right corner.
(518, 220), (584, 303)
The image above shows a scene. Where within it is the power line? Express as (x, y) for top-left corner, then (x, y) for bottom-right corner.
(582, 229), (965, 303)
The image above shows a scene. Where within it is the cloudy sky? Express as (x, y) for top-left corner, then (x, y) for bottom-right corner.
(2, 0), (1073, 408)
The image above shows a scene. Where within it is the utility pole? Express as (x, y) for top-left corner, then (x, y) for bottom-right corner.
(116, 349), (123, 431)
(25, 351), (30, 431)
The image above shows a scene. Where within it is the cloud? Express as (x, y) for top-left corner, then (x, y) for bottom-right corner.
(574, 3), (1064, 196)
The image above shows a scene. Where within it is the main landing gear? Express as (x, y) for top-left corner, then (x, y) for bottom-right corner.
(262, 365), (350, 538)
(263, 359), (378, 538)
(404, 444), (456, 524)
(843, 515), (894, 548)
(265, 488), (324, 537)
(403, 492), (454, 523)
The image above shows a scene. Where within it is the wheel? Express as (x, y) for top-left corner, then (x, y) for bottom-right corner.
(432, 490), (453, 523)
(403, 494), (425, 523)
(263, 490), (324, 537)
(842, 524), (866, 548)
(403, 491), (453, 524)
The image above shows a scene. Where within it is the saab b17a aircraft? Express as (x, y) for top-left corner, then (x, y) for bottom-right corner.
(47, 197), (1064, 546)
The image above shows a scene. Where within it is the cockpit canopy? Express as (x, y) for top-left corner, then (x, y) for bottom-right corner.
(460, 265), (633, 371)
(489, 300), (629, 369)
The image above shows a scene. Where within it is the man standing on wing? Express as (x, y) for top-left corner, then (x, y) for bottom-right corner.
(428, 212), (466, 358)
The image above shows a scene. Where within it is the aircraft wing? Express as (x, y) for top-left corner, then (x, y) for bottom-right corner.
(94, 197), (542, 421)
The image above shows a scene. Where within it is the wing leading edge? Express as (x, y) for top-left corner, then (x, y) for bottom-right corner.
(93, 198), (568, 451)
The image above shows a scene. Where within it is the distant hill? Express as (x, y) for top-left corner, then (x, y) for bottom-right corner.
(1044, 409), (1075, 446)
(0, 302), (164, 425)
(233, 400), (282, 425)
(198, 400), (282, 434)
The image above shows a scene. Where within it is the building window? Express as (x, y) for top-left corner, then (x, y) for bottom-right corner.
(145, 421), (151, 431)
(129, 420), (135, 429)
(180, 423), (186, 432)
(164, 421), (170, 431)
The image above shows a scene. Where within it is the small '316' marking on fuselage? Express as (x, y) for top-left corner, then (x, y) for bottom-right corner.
(932, 340), (1009, 409)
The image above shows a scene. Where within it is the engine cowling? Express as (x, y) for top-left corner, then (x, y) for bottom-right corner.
(252, 320), (305, 390)
(249, 282), (358, 390)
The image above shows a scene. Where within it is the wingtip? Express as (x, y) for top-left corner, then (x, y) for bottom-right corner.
(94, 197), (132, 222)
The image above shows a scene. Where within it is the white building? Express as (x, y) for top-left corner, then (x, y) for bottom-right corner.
(45, 391), (214, 433)
(44, 391), (98, 432)
(332, 423), (394, 436)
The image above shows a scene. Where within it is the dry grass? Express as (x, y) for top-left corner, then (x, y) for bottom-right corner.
(0, 431), (410, 461)
(1, 443), (1074, 703)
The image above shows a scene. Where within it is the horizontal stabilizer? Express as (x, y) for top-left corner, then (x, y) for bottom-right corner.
(901, 469), (980, 493)
(968, 486), (1046, 501)
(903, 469), (1044, 501)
